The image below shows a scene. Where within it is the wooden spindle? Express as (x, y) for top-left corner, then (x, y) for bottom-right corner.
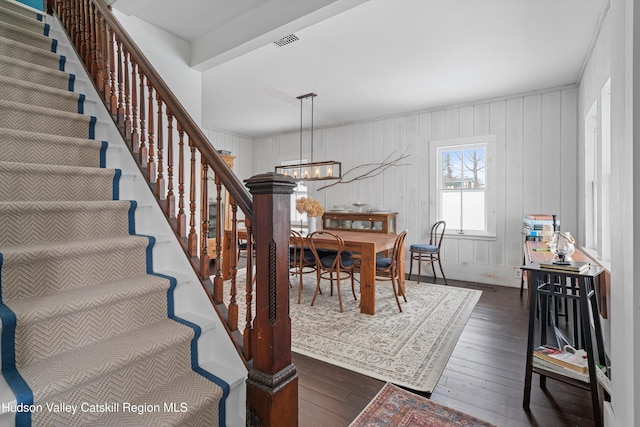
(94, 13), (104, 93)
(166, 112), (176, 217)
(177, 123), (187, 238)
(77, 0), (90, 64)
(130, 61), (139, 152)
(228, 203), (239, 331)
(146, 83), (156, 182)
(243, 218), (254, 360)
(138, 72), (147, 166)
(200, 163), (210, 278)
(116, 39), (125, 125)
(124, 49), (132, 140)
(156, 93), (165, 199)
(101, 16), (111, 102)
(108, 27), (117, 116)
(187, 137), (198, 257)
(213, 180), (224, 304)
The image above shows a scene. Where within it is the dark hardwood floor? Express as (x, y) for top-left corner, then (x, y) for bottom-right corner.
(293, 277), (598, 427)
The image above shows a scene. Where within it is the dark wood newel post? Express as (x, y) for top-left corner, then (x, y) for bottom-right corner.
(245, 172), (298, 427)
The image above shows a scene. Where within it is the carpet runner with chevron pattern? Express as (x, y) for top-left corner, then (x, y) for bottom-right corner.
(0, 1), (224, 425)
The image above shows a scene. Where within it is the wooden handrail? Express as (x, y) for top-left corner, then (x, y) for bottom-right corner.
(64, 0), (253, 218)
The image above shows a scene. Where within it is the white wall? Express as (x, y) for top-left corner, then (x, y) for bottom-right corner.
(202, 128), (254, 185)
(601, 1), (640, 426)
(112, 9), (202, 125)
(253, 87), (578, 286)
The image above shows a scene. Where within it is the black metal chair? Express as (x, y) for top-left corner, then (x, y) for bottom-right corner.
(409, 220), (447, 284)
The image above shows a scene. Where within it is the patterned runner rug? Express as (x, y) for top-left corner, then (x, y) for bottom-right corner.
(350, 383), (496, 426)
(230, 269), (481, 393)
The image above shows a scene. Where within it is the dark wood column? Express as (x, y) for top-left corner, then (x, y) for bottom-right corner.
(245, 172), (298, 427)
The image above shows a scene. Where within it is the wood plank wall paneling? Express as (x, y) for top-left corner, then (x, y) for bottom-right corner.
(489, 101), (506, 266)
(252, 87), (578, 286)
(505, 98), (525, 269)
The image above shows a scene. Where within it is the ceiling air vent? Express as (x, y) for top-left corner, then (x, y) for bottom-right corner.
(273, 34), (299, 47)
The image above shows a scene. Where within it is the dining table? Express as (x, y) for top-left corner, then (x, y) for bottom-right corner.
(306, 229), (400, 315)
(230, 228), (400, 315)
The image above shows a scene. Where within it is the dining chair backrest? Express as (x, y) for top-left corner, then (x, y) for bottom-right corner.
(307, 230), (348, 271)
(308, 230), (357, 312)
(375, 229), (408, 312)
(392, 229), (408, 268)
(290, 230), (314, 268)
(430, 220), (446, 249)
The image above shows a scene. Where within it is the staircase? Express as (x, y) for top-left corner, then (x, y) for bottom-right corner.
(0, 1), (246, 425)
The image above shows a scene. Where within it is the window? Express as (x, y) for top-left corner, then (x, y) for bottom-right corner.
(584, 79), (611, 263)
(430, 135), (496, 236)
(280, 159), (309, 228)
(291, 181), (308, 227)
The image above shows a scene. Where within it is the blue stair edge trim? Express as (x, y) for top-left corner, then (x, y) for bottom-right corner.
(88, 116), (96, 139)
(137, 237), (230, 427)
(77, 94), (84, 114)
(99, 141), (107, 168)
(68, 74), (75, 92)
(50, 38), (57, 53)
(58, 55), (65, 71)
(36, 13), (42, 22)
(42, 22), (48, 36)
(112, 169), (121, 200)
(0, 253), (35, 427)
(127, 201), (137, 235)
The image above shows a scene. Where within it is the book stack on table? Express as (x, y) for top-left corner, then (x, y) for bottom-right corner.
(539, 261), (590, 274)
(523, 214), (557, 238)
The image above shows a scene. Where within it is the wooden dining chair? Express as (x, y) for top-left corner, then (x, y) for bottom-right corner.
(375, 230), (408, 312)
(409, 220), (447, 285)
(237, 219), (253, 260)
(308, 230), (357, 312)
(289, 230), (317, 303)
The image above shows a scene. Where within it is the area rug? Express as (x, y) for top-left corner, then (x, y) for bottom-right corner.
(227, 269), (481, 393)
(350, 383), (497, 427)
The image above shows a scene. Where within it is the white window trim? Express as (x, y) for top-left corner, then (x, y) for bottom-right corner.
(280, 157), (310, 227)
(429, 135), (497, 239)
(583, 78), (611, 263)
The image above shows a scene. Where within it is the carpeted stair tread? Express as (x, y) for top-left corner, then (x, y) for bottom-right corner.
(83, 371), (222, 427)
(0, 161), (115, 202)
(0, 4), (47, 36)
(0, 18), (54, 51)
(0, 0), (44, 19)
(9, 273), (170, 325)
(0, 99), (93, 138)
(0, 35), (61, 70)
(0, 54), (73, 91)
(0, 127), (103, 168)
(1, 235), (150, 301)
(20, 319), (194, 401)
(10, 274), (172, 367)
(0, 74), (82, 113)
(0, 200), (131, 246)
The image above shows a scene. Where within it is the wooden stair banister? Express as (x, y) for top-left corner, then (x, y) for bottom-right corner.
(47, 1), (298, 425)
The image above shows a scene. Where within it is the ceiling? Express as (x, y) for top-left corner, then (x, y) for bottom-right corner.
(108, 0), (607, 138)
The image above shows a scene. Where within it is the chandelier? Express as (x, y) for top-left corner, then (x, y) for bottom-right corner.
(274, 93), (341, 181)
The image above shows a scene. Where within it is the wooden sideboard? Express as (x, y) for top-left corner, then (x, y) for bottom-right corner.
(322, 211), (397, 234)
